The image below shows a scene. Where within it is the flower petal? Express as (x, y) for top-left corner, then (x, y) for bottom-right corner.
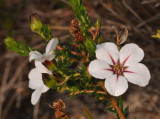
(29, 51), (44, 62)
(96, 42), (119, 65)
(43, 54), (55, 61)
(120, 43), (144, 66)
(28, 68), (43, 89)
(45, 38), (59, 54)
(105, 74), (128, 96)
(88, 60), (113, 79)
(124, 63), (151, 86)
(42, 85), (49, 93)
(31, 87), (43, 105)
(35, 61), (52, 75)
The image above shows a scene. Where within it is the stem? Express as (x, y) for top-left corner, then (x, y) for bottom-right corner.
(93, 28), (99, 41)
(50, 25), (70, 30)
(70, 90), (105, 95)
(117, 36), (120, 50)
(110, 98), (125, 119)
(89, 29), (95, 36)
(118, 96), (123, 112)
(83, 109), (93, 119)
(57, 70), (70, 85)
(99, 81), (126, 119)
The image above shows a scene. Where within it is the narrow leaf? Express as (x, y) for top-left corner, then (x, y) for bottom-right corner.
(84, 38), (96, 57)
(4, 37), (31, 56)
(124, 106), (129, 118)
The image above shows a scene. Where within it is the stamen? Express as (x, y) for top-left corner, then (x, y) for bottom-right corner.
(109, 61), (126, 76)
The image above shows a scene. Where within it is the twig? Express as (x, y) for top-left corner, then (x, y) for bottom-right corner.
(122, 1), (152, 33)
(16, 73), (23, 108)
(141, 0), (158, 4)
(83, 109), (93, 119)
(5, 59), (28, 91)
(60, 0), (71, 6)
(33, 101), (40, 119)
(99, 0), (124, 22)
(137, 13), (160, 28)
(50, 26), (70, 31)
(2, 92), (17, 119)
(99, 81), (126, 119)
(122, 1), (142, 21)
(70, 90), (105, 95)
(0, 61), (12, 119)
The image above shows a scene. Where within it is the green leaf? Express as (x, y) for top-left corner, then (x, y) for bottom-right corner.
(107, 107), (117, 114)
(94, 20), (101, 40)
(157, 30), (160, 34)
(4, 37), (31, 56)
(42, 74), (57, 89)
(40, 24), (52, 41)
(84, 38), (96, 57)
(152, 34), (160, 39)
(71, 86), (79, 92)
(95, 20), (101, 29)
(152, 29), (160, 39)
(97, 37), (104, 44)
(118, 96), (123, 112)
(124, 106), (129, 118)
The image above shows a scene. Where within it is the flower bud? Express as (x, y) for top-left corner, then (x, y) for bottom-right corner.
(29, 13), (42, 33)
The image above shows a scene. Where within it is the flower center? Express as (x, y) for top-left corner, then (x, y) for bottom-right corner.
(111, 61), (127, 76)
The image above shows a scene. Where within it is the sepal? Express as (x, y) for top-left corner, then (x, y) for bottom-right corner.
(42, 73), (57, 89)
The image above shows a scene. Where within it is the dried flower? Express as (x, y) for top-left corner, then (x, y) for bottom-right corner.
(70, 19), (84, 47)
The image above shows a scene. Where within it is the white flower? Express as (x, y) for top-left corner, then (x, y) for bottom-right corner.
(88, 42), (151, 96)
(29, 38), (59, 62)
(28, 62), (51, 105)
(28, 38), (58, 105)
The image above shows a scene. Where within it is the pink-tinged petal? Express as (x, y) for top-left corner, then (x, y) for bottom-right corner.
(88, 60), (113, 79)
(96, 42), (119, 65)
(120, 43), (144, 66)
(124, 63), (151, 87)
(45, 38), (59, 54)
(104, 74), (128, 96)
(29, 51), (43, 62)
(28, 68), (43, 89)
(35, 61), (52, 75)
(31, 87), (43, 105)
(43, 54), (55, 61)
